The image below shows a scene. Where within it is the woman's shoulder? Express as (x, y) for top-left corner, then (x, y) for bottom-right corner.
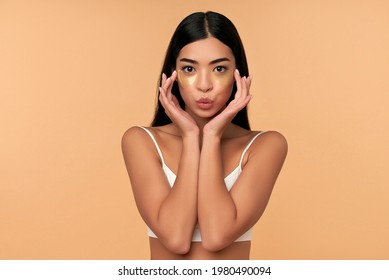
(223, 126), (287, 153)
(121, 124), (177, 146)
(255, 130), (287, 142)
(249, 130), (288, 157)
(227, 125), (286, 142)
(122, 125), (147, 141)
(121, 126), (155, 150)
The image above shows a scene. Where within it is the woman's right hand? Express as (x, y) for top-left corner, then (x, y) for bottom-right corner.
(159, 71), (200, 137)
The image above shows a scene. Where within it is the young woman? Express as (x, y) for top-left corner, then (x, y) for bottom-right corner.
(122, 11), (287, 260)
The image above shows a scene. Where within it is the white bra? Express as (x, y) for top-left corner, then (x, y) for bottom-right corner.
(139, 126), (266, 242)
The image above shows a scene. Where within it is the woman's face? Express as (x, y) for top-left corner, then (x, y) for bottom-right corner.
(175, 37), (236, 119)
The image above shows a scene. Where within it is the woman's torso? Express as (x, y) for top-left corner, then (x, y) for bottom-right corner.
(144, 124), (259, 259)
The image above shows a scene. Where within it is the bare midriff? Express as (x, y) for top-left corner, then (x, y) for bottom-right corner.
(149, 237), (251, 260)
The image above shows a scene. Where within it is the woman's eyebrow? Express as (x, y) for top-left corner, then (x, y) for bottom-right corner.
(179, 58), (198, 64)
(209, 57), (230, 65)
(179, 57), (231, 65)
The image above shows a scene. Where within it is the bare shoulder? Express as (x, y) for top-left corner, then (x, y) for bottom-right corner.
(251, 130), (288, 159)
(257, 130), (287, 147)
(122, 126), (147, 147)
(121, 126), (158, 154)
(121, 126), (165, 175)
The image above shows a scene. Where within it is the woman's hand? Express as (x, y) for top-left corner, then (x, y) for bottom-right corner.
(159, 71), (200, 137)
(203, 69), (252, 137)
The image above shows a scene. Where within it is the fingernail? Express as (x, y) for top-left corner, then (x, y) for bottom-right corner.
(235, 69), (240, 74)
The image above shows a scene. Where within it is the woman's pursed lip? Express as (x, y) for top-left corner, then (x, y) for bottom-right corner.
(197, 97), (213, 103)
(196, 98), (213, 109)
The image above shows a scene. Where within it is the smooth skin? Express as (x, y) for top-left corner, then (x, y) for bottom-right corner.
(122, 37), (287, 259)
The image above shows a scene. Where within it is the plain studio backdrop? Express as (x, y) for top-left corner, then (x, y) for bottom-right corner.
(1, 0), (388, 259)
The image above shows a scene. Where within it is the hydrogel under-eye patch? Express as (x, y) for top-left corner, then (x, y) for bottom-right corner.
(177, 69), (234, 88)
(212, 69), (234, 87)
(177, 70), (197, 87)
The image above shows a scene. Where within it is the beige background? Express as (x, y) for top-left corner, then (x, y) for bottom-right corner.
(1, 0), (388, 259)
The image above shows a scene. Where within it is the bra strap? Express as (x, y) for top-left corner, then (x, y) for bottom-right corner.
(239, 131), (267, 167)
(137, 126), (166, 165)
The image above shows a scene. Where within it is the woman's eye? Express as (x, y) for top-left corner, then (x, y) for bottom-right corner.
(182, 66), (195, 73)
(214, 66), (227, 73)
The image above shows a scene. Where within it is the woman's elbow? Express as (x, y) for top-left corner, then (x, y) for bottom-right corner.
(163, 236), (192, 255)
(201, 234), (231, 252)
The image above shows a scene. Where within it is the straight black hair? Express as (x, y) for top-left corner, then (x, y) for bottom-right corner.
(151, 11), (251, 130)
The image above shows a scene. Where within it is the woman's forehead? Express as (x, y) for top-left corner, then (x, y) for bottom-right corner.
(177, 37), (235, 64)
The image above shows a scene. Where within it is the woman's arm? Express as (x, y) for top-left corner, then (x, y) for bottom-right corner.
(197, 70), (287, 251)
(122, 127), (199, 254)
(198, 130), (287, 252)
(122, 72), (201, 254)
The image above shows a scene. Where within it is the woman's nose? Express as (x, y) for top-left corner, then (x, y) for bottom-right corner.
(196, 71), (213, 92)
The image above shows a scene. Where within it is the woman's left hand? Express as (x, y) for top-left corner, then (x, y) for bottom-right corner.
(203, 69), (252, 137)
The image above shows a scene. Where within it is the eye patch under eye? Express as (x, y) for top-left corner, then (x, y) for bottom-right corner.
(177, 69), (235, 88)
(211, 69), (234, 87)
(177, 70), (197, 87)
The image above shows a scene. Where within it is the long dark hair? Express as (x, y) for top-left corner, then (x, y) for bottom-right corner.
(151, 11), (251, 130)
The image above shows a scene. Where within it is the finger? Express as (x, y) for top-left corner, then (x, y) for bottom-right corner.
(161, 73), (172, 101)
(162, 71), (174, 89)
(161, 73), (167, 85)
(162, 75), (171, 91)
(160, 85), (179, 114)
(247, 75), (253, 89)
(159, 86), (167, 107)
(170, 70), (177, 82)
(234, 69), (242, 100)
(159, 86), (172, 110)
(233, 76), (247, 107)
(247, 76), (253, 100)
(161, 73), (169, 98)
(234, 88), (251, 111)
(241, 76), (248, 98)
(164, 71), (177, 101)
(228, 76), (251, 112)
(167, 71), (177, 100)
(243, 76), (252, 103)
(244, 76), (253, 102)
